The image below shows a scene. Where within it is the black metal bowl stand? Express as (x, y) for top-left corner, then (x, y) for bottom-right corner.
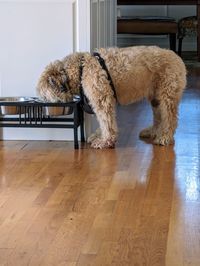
(0, 99), (85, 149)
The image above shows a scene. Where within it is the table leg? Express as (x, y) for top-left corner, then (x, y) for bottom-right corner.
(80, 108), (85, 143)
(73, 105), (79, 149)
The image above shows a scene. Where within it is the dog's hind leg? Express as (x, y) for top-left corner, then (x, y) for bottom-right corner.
(140, 99), (178, 145)
(139, 99), (162, 139)
(141, 63), (185, 146)
(141, 94), (180, 145)
(152, 70), (185, 146)
(152, 98), (178, 145)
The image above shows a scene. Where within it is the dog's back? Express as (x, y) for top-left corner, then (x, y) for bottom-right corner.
(97, 46), (186, 105)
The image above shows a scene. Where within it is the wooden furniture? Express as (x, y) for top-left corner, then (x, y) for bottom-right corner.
(118, 0), (200, 60)
(178, 16), (197, 56)
(117, 16), (177, 51)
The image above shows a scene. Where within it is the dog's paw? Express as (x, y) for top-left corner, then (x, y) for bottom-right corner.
(90, 138), (115, 149)
(153, 136), (174, 146)
(87, 128), (101, 144)
(139, 127), (155, 139)
(87, 134), (96, 144)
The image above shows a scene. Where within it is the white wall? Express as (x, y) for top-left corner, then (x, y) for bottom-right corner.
(0, 1), (74, 97)
(0, 0), (90, 141)
(117, 5), (196, 51)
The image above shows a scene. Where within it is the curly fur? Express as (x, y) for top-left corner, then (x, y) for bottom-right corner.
(37, 46), (187, 149)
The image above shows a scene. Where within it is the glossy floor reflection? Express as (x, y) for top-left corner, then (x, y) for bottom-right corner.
(0, 68), (199, 265)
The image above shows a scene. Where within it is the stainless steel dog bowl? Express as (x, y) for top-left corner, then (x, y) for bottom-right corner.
(0, 97), (31, 115)
(30, 97), (74, 116)
(44, 106), (73, 116)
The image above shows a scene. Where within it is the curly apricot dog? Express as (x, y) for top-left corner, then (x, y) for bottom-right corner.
(37, 46), (186, 149)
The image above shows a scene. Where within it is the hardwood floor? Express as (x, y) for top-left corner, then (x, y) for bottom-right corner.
(0, 67), (200, 265)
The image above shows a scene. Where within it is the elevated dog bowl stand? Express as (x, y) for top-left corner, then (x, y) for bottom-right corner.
(0, 99), (85, 149)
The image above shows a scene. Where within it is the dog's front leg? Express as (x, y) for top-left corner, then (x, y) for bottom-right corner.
(87, 128), (101, 144)
(90, 107), (117, 149)
(82, 54), (118, 149)
(84, 90), (117, 149)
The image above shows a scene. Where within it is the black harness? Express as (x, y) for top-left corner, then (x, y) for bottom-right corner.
(80, 52), (117, 114)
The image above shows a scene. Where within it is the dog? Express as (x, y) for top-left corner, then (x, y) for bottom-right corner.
(37, 46), (187, 149)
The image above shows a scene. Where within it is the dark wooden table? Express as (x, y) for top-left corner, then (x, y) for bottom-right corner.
(118, 0), (200, 60)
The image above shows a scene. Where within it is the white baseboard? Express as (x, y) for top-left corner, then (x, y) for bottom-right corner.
(0, 128), (76, 141)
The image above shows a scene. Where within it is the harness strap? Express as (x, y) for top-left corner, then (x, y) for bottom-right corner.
(79, 52), (117, 114)
(93, 52), (117, 100)
(79, 56), (95, 114)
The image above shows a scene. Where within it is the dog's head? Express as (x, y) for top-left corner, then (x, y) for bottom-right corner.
(37, 60), (73, 102)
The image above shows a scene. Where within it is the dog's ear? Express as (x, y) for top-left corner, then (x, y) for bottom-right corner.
(48, 77), (56, 87)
